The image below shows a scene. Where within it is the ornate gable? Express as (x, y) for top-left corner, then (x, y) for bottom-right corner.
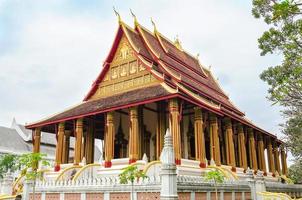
(89, 35), (159, 100)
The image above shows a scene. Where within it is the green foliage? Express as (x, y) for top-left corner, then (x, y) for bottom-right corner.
(288, 159), (302, 184)
(0, 154), (19, 178)
(18, 153), (49, 181)
(119, 165), (147, 184)
(204, 170), (224, 184)
(252, 0), (302, 179)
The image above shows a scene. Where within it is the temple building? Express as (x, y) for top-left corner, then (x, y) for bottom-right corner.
(25, 16), (288, 178)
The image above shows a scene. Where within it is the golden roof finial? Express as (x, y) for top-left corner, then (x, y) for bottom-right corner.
(151, 17), (158, 34)
(174, 35), (183, 51)
(113, 6), (121, 23)
(130, 9), (138, 26)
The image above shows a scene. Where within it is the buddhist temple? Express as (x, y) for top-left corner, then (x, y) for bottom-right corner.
(25, 15), (288, 177)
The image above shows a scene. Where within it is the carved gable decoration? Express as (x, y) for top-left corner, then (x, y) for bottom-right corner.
(89, 35), (159, 100)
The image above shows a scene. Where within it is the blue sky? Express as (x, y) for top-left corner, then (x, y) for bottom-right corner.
(0, 1), (284, 142)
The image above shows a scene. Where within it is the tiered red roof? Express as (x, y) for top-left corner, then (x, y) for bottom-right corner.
(25, 19), (281, 142)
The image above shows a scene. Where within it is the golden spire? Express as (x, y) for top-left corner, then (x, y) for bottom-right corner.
(151, 17), (158, 34)
(113, 6), (121, 23)
(130, 9), (138, 26)
(174, 35), (183, 51)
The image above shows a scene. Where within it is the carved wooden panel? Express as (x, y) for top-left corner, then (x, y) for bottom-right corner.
(110, 192), (130, 200)
(45, 193), (59, 200)
(245, 192), (252, 200)
(137, 192), (160, 200)
(223, 192), (232, 200)
(235, 192), (243, 200)
(195, 192), (207, 200)
(86, 193), (104, 200)
(65, 193), (81, 200)
(30, 193), (41, 200)
(178, 192), (190, 200)
(89, 36), (159, 100)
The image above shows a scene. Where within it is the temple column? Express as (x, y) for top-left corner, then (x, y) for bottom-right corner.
(129, 107), (139, 164)
(85, 120), (95, 164)
(74, 118), (83, 165)
(194, 107), (206, 168)
(210, 113), (221, 166)
(156, 102), (166, 160)
(274, 144), (281, 175)
(55, 122), (65, 170)
(168, 98), (182, 165)
(224, 118), (236, 171)
(33, 128), (41, 153)
(280, 146), (288, 175)
(62, 130), (71, 164)
(267, 138), (275, 174)
(237, 124), (247, 170)
(257, 134), (267, 174)
(104, 112), (115, 168)
(248, 128), (258, 171)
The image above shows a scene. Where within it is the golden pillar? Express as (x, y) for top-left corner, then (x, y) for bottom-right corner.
(55, 122), (65, 170)
(248, 128), (258, 171)
(104, 112), (115, 168)
(224, 118), (236, 171)
(267, 138), (275, 174)
(129, 107), (139, 164)
(274, 144), (281, 175)
(156, 102), (166, 160)
(280, 146), (288, 176)
(62, 130), (71, 164)
(257, 134), (267, 174)
(237, 124), (247, 170)
(194, 107), (206, 168)
(210, 113), (221, 166)
(85, 120), (95, 164)
(169, 98), (182, 165)
(33, 128), (41, 153)
(74, 118), (83, 165)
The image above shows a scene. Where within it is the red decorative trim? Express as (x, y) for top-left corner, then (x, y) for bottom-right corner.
(54, 165), (60, 172)
(264, 172), (267, 176)
(199, 162), (206, 168)
(129, 159), (137, 164)
(272, 173), (276, 177)
(175, 159), (181, 165)
(104, 161), (112, 168)
(231, 166), (236, 172)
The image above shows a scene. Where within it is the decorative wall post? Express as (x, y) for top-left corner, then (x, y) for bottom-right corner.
(105, 112), (115, 168)
(237, 124), (247, 170)
(156, 102), (166, 160)
(267, 138), (275, 175)
(194, 107), (206, 168)
(257, 134), (267, 174)
(74, 118), (83, 165)
(129, 107), (139, 164)
(224, 118), (236, 171)
(55, 122), (65, 170)
(274, 144), (281, 175)
(160, 129), (178, 200)
(1, 172), (13, 195)
(33, 127), (41, 153)
(248, 128), (258, 171)
(62, 130), (71, 164)
(280, 145), (288, 176)
(168, 98), (182, 165)
(209, 113), (221, 166)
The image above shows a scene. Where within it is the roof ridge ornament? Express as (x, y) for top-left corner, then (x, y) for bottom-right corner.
(174, 35), (183, 51)
(113, 6), (122, 24)
(130, 9), (138, 26)
(151, 17), (158, 34)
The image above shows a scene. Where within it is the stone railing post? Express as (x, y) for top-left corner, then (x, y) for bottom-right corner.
(1, 171), (13, 195)
(160, 129), (178, 200)
(22, 179), (33, 200)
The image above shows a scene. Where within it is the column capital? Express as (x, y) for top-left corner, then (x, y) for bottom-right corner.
(223, 118), (232, 129)
(209, 113), (217, 123)
(34, 127), (41, 136)
(237, 123), (244, 133)
(247, 127), (254, 136)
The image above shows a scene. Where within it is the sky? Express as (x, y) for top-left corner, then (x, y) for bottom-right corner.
(0, 1), (285, 142)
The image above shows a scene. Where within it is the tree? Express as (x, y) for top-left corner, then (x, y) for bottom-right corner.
(252, 0), (302, 178)
(288, 159), (302, 184)
(18, 153), (49, 200)
(0, 154), (18, 179)
(119, 165), (147, 200)
(204, 170), (224, 200)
